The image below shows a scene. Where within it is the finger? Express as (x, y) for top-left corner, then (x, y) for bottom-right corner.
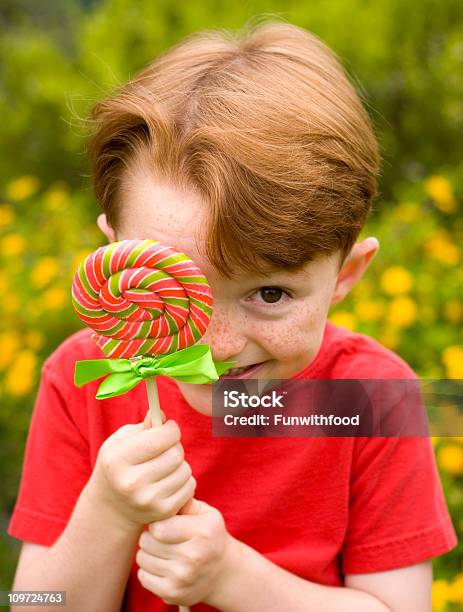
(155, 464), (196, 502)
(178, 496), (195, 515)
(142, 410), (151, 430)
(148, 513), (197, 544)
(178, 496), (203, 515)
(143, 408), (167, 430)
(126, 442), (185, 485)
(134, 468), (195, 519)
(137, 568), (178, 604)
(110, 422), (144, 441)
(149, 499), (214, 543)
(138, 529), (174, 559)
(120, 420), (181, 464)
(136, 548), (172, 575)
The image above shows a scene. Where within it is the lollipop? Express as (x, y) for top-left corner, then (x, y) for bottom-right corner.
(71, 238), (234, 410)
(71, 239), (234, 612)
(72, 238), (214, 359)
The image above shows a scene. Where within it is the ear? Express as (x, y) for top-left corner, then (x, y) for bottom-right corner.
(330, 237), (380, 306)
(97, 213), (117, 242)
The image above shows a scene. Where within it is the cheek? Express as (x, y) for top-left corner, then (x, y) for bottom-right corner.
(253, 304), (324, 359)
(199, 309), (232, 344)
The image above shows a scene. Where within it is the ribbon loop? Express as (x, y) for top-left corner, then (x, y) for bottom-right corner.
(74, 344), (236, 400)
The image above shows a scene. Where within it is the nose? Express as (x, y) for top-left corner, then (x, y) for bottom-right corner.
(197, 304), (247, 362)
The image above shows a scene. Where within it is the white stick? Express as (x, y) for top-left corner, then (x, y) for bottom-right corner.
(145, 377), (190, 612)
(145, 377), (163, 426)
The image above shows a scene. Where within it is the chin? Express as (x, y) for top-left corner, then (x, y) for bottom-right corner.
(175, 382), (214, 416)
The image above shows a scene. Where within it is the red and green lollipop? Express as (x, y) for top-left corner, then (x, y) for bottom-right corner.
(71, 238), (234, 422)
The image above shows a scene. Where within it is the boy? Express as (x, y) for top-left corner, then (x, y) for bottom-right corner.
(9, 19), (456, 611)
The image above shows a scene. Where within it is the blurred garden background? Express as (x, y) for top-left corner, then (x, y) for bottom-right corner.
(0, 0), (462, 609)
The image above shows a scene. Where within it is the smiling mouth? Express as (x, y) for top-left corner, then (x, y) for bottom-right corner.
(221, 362), (267, 379)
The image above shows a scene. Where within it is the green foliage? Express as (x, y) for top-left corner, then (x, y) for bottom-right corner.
(1, 0), (463, 200)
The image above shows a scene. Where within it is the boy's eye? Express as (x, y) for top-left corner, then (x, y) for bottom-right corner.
(259, 287), (283, 303)
(254, 286), (292, 305)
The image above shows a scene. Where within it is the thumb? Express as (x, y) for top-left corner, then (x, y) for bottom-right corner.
(142, 409), (151, 430)
(142, 408), (167, 429)
(178, 497), (209, 515)
(111, 422), (144, 440)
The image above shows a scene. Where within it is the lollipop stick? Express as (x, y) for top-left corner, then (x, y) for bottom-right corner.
(145, 377), (163, 426)
(145, 378), (190, 612)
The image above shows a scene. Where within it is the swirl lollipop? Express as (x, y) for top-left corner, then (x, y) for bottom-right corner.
(72, 238), (214, 359)
(71, 238), (234, 412)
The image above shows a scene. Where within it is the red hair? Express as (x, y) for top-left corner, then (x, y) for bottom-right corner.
(86, 17), (380, 278)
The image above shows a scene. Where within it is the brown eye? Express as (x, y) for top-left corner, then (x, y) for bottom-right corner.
(259, 287), (283, 303)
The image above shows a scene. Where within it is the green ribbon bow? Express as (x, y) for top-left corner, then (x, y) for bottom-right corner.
(75, 344), (236, 400)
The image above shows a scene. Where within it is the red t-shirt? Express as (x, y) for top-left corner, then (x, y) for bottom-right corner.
(8, 321), (457, 611)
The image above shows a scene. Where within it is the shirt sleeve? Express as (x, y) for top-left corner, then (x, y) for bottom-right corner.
(341, 434), (458, 574)
(7, 361), (92, 546)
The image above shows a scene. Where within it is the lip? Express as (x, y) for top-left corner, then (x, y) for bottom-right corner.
(220, 362), (267, 380)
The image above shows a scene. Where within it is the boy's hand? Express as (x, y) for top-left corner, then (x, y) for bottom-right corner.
(136, 499), (236, 607)
(87, 410), (196, 530)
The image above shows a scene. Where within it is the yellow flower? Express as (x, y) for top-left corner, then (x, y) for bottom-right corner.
(424, 233), (461, 265)
(6, 175), (41, 201)
(44, 184), (70, 211)
(449, 573), (463, 604)
(442, 346), (463, 379)
(42, 287), (67, 310)
(425, 175), (457, 213)
(0, 332), (20, 370)
(354, 300), (385, 321)
(438, 444), (463, 475)
(329, 311), (356, 330)
(30, 257), (60, 288)
(0, 204), (15, 227)
(431, 437), (440, 448)
(444, 300), (462, 324)
(393, 201), (421, 223)
(380, 266), (414, 295)
(0, 271), (7, 292)
(3, 294), (20, 314)
(387, 296), (417, 328)
(4, 349), (37, 396)
(25, 330), (45, 350)
(432, 579), (451, 611)
(1, 233), (27, 256)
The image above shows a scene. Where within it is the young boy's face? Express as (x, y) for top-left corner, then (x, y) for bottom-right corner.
(98, 164), (379, 416)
